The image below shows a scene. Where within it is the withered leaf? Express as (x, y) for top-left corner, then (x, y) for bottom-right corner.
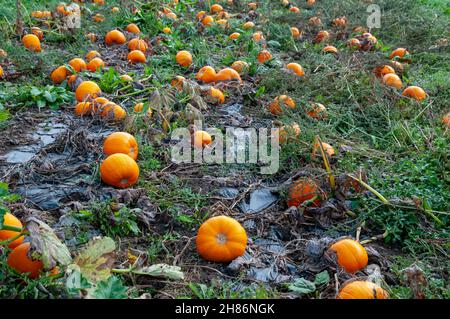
(132, 264), (185, 280)
(73, 236), (116, 283)
(26, 217), (72, 269)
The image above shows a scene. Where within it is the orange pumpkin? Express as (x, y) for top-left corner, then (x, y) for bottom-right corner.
(196, 66), (217, 83)
(75, 102), (94, 116)
(275, 123), (301, 144)
(268, 95), (296, 115)
(313, 141), (335, 157)
(257, 50), (272, 63)
(85, 50), (101, 61)
(389, 47), (410, 62)
(196, 215), (247, 263)
(306, 102), (327, 120)
(196, 11), (206, 20)
(290, 27), (302, 39)
(231, 61), (249, 74)
(75, 81), (101, 102)
(0, 213), (24, 249)
(163, 27), (171, 34)
(286, 63), (304, 76)
(171, 76), (186, 91)
(93, 13), (105, 23)
(215, 68), (242, 82)
(309, 16), (322, 26)
(289, 6), (300, 13)
(105, 30), (126, 46)
(176, 50), (193, 67)
(337, 281), (389, 299)
(348, 38), (361, 49)
(211, 4), (223, 13)
(382, 74), (402, 89)
(329, 239), (368, 273)
(127, 38), (148, 53)
(126, 23), (140, 34)
(100, 153), (139, 188)
(202, 15), (214, 26)
(208, 87), (225, 104)
(86, 33), (97, 43)
(0, 65), (3, 78)
(229, 32), (240, 40)
(31, 27), (44, 40)
(7, 242), (43, 279)
(248, 2), (257, 10)
(111, 7), (120, 13)
(128, 50), (147, 64)
(87, 57), (105, 72)
(22, 34), (41, 52)
(442, 112), (450, 128)
(120, 74), (133, 82)
(402, 86), (427, 101)
(315, 30), (330, 43)
(68, 58), (87, 73)
(50, 66), (71, 84)
(322, 45), (338, 54)
(193, 130), (212, 148)
(374, 65), (396, 78)
(103, 132), (138, 161)
(287, 179), (321, 207)
(252, 31), (264, 43)
(100, 103), (127, 121)
(243, 21), (255, 29)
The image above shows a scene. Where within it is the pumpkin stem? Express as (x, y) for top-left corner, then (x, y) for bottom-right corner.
(120, 179), (129, 186)
(216, 233), (227, 245)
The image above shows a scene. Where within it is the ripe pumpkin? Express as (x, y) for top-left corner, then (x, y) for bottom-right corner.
(248, 2), (257, 10)
(166, 12), (178, 20)
(193, 130), (212, 148)
(176, 50), (193, 67)
(0, 65), (3, 78)
(7, 242), (43, 279)
(211, 4), (223, 13)
(290, 27), (301, 39)
(75, 102), (94, 116)
(100, 153), (139, 188)
(389, 47), (410, 62)
(231, 61), (249, 74)
(276, 123), (301, 144)
(105, 30), (126, 46)
(31, 27), (44, 40)
(75, 81), (101, 102)
(22, 34), (41, 52)
(208, 87), (225, 104)
(442, 112), (450, 128)
(306, 102), (327, 120)
(374, 65), (396, 78)
(196, 66), (217, 83)
(257, 50), (272, 63)
(315, 30), (330, 43)
(289, 6), (300, 13)
(217, 11), (230, 19)
(127, 38), (148, 53)
(0, 213), (24, 249)
(196, 215), (247, 263)
(171, 75), (186, 91)
(322, 45), (338, 54)
(50, 66), (70, 84)
(202, 15), (214, 26)
(332, 17), (347, 27)
(86, 33), (97, 43)
(93, 13), (105, 23)
(104, 132), (138, 161)
(242, 21), (255, 29)
(382, 73), (402, 89)
(307, 0), (316, 6)
(286, 63), (304, 77)
(87, 57), (105, 72)
(329, 239), (368, 273)
(287, 179), (321, 207)
(196, 11), (206, 20)
(128, 50), (147, 64)
(313, 141), (335, 157)
(337, 281), (389, 299)
(268, 95), (296, 115)
(402, 86), (427, 101)
(100, 103), (127, 121)
(126, 23), (140, 34)
(229, 32), (241, 40)
(68, 58), (87, 73)
(93, 97), (109, 110)
(309, 16), (322, 26)
(111, 7), (120, 13)
(85, 50), (101, 61)
(163, 27), (171, 34)
(215, 68), (242, 82)
(252, 31), (264, 43)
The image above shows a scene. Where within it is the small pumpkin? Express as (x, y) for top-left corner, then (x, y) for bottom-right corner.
(103, 132), (138, 161)
(22, 34), (41, 52)
(337, 281), (389, 299)
(68, 58), (87, 73)
(165, 12), (178, 20)
(229, 32), (241, 40)
(309, 16), (322, 26)
(322, 45), (338, 54)
(275, 123), (301, 144)
(171, 76), (186, 91)
(306, 102), (327, 120)
(257, 50), (272, 63)
(252, 31), (264, 43)
(374, 65), (396, 78)
(211, 4), (223, 13)
(329, 239), (368, 273)
(85, 50), (101, 61)
(75, 102), (94, 116)
(389, 47), (411, 62)
(163, 27), (171, 34)
(93, 13), (105, 23)
(111, 7), (120, 13)
(242, 21), (255, 29)
(0, 213), (24, 249)
(193, 130), (212, 148)
(86, 33), (97, 42)
(100, 103), (127, 121)
(105, 30), (126, 46)
(87, 57), (105, 72)
(286, 63), (304, 77)
(196, 11), (206, 20)
(75, 81), (101, 102)
(196, 215), (247, 263)
(120, 74), (133, 82)
(313, 141), (335, 157)
(314, 30), (330, 43)
(248, 2), (257, 10)
(128, 38), (148, 53)
(202, 15), (214, 26)
(176, 50), (193, 67)
(231, 61), (249, 75)
(208, 87), (225, 104)
(347, 38), (361, 49)
(196, 66), (217, 83)
(126, 23), (140, 34)
(0, 65), (3, 78)
(402, 86), (427, 101)
(289, 6), (300, 13)
(100, 153), (139, 188)
(268, 95), (296, 115)
(31, 27), (44, 40)
(215, 67), (242, 82)
(287, 179), (321, 207)
(290, 27), (302, 39)
(128, 50), (147, 64)
(382, 74), (402, 89)
(50, 66), (71, 84)
(7, 242), (43, 279)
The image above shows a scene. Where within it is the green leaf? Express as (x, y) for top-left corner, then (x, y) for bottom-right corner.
(37, 99), (46, 109)
(314, 271), (330, 286)
(66, 269), (92, 296)
(73, 236), (116, 283)
(43, 90), (56, 103)
(288, 278), (316, 295)
(26, 217), (73, 269)
(90, 276), (127, 299)
(132, 264), (185, 280)
(30, 87), (41, 97)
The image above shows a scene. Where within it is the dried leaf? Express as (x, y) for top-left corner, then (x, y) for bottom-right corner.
(26, 217), (72, 269)
(132, 264), (185, 280)
(73, 236), (116, 283)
